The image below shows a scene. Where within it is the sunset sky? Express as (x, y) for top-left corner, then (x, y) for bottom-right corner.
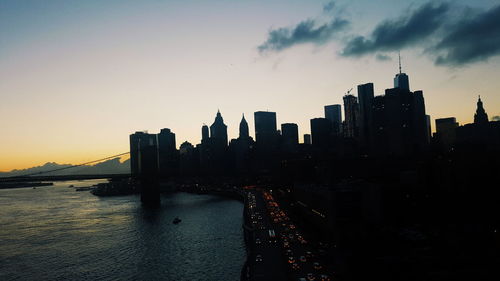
(1, 0), (499, 171)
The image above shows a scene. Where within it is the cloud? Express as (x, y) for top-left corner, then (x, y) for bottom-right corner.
(376, 53), (392, 61)
(492, 116), (500, 122)
(258, 18), (349, 53)
(341, 2), (450, 57)
(433, 5), (500, 66)
(323, 1), (336, 13)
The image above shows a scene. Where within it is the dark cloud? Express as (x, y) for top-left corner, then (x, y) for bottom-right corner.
(433, 5), (500, 66)
(341, 2), (450, 57)
(323, 1), (336, 13)
(492, 116), (500, 122)
(258, 18), (349, 53)
(376, 54), (392, 61)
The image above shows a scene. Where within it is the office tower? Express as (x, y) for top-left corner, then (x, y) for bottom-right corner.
(412, 90), (429, 146)
(254, 111), (278, 148)
(303, 134), (311, 145)
(357, 83), (374, 149)
(324, 104), (342, 136)
(394, 53), (410, 91)
(158, 128), (178, 177)
(456, 98), (499, 147)
(474, 96), (489, 124)
(129, 131), (159, 176)
(435, 117), (458, 150)
(201, 124), (209, 142)
(210, 110), (228, 146)
(371, 86), (428, 156)
(281, 123), (299, 146)
(426, 115), (431, 143)
(179, 141), (198, 176)
(239, 114), (249, 139)
(343, 94), (359, 139)
(310, 118), (332, 148)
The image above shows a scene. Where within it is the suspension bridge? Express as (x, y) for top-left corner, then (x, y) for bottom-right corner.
(0, 152), (131, 183)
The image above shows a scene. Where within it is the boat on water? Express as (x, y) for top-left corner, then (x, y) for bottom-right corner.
(173, 217), (182, 224)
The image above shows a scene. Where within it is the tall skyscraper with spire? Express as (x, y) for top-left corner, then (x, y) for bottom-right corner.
(210, 110), (228, 146)
(394, 52), (410, 91)
(474, 96), (489, 124)
(239, 114), (249, 139)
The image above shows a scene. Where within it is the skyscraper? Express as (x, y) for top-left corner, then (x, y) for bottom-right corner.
(158, 128), (178, 177)
(435, 117), (458, 150)
(210, 110), (228, 146)
(357, 83), (374, 149)
(303, 134), (311, 145)
(129, 131), (159, 177)
(239, 114), (249, 139)
(371, 87), (428, 156)
(474, 96), (489, 124)
(343, 94), (359, 139)
(254, 111), (278, 148)
(281, 123), (299, 147)
(394, 53), (410, 91)
(201, 124), (209, 142)
(324, 104), (342, 136)
(310, 118), (332, 148)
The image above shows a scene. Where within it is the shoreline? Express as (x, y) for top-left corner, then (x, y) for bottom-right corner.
(0, 182), (53, 190)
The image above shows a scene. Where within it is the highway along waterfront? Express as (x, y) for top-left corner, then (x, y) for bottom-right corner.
(242, 187), (333, 281)
(0, 180), (245, 281)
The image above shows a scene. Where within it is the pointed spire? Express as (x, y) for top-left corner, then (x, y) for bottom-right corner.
(398, 51), (402, 74)
(474, 95), (488, 124)
(239, 113), (249, 139)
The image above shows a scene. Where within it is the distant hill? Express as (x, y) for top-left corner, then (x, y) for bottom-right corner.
(0, 158), (130, 177)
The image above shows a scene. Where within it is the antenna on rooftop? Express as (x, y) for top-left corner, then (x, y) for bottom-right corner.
(398, 51), (402, 74)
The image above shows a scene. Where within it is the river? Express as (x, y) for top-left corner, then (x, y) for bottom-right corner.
(0, 180), (245, 281)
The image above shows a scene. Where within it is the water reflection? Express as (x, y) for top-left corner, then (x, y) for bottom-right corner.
(0, 181), (245, 281)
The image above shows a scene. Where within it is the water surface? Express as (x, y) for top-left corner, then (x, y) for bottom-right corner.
(0, 180), (245, 281)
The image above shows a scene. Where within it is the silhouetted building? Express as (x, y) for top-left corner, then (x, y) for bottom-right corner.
(198, 111), (229, 175)
(357, 83), (374, 150)
(311, 118), (332, 148)
(304, 134), (311, 145)
(158, 128), (178, 177)
(129, 131), (160, 205)
(239, 114), (250, 139)
(281, 123), (299, 147)
(456, 98), (500, 150)
(130, 131), (159, 176)
(435, 117), (458, 151)
(324, 105), (342, 136)
(371, 86), (428, 156)
(474, 96), (489, 124)
(179, 141), (198, 176)
(426, 114), (432, 143)
(229, 114), (254, 175)
(394, 54), (410, 91)
(394, 73), (409, 91)
(254, 111), (278, 149)
(210, 110), (228, 146)
(343, 94), (359, 139)
(201, 124), (209, 142)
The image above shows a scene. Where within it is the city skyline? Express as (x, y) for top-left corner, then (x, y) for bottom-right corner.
(1, 0), (500, 171)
